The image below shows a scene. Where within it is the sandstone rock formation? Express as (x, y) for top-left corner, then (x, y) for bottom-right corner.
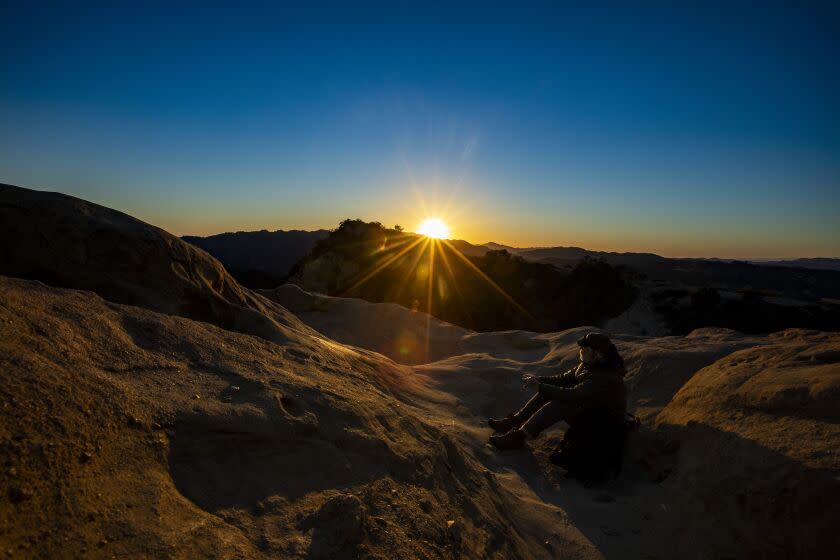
(0, 183), (315, 345)
(2, 184), (838, 559)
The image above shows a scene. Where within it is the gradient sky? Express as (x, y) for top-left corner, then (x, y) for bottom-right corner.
(1, 0), (838, 258)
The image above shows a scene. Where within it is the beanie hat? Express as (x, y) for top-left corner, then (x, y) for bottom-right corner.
(577, 332), (624, 372)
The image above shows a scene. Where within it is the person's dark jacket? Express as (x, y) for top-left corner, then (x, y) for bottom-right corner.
(538, 362), (627, 420)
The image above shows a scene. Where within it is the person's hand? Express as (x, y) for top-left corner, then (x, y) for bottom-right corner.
(522, 374), (537, 386)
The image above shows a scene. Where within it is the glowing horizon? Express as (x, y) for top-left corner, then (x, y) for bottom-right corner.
(1, 2), (837, 260)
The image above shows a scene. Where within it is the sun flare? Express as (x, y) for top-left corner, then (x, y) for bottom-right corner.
(417, 218), (450, 239)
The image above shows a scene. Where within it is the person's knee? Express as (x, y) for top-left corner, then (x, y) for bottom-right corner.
(519, 426), (540, 440)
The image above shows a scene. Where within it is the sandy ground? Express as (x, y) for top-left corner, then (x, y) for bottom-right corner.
(2, 184), (839, 558)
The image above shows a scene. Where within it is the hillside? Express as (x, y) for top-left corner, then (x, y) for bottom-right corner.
(287, 220), (637, 333)
(1, 184), (839, 559)
(514, 246), (840, 335)
(0, 184), (323, 345)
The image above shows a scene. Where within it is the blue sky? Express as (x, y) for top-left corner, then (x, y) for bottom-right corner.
(1, 0), (838, 257)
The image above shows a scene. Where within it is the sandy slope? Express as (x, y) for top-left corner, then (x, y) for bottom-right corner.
(2, 184), (839, 558)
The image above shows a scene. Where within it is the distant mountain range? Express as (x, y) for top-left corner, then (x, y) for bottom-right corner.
(513, 246), (668, 268)
(485, 243), (840, 272)
(182, 229), (840, 307)
(750, 258), (840, 272)
(182, 229), (329, 287)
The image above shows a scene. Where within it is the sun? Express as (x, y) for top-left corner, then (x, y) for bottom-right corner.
(417, 217), (450, 239)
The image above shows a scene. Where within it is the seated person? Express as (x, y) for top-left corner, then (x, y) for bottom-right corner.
(488, 332), (627, 450)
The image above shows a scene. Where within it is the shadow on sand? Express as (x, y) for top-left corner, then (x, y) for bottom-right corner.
(473, 421), (840, 559)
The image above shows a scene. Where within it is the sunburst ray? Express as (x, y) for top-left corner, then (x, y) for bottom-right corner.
(439, 239), (532, 319)
(342, 235), (426, 295)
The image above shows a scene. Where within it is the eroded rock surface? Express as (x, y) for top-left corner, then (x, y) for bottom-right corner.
(0, 183), (314, 345)
(2, 184), (838, 559)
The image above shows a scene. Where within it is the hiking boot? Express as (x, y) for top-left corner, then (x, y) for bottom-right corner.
(488, 414), (520, 433)
(490, 428), (526, 450)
